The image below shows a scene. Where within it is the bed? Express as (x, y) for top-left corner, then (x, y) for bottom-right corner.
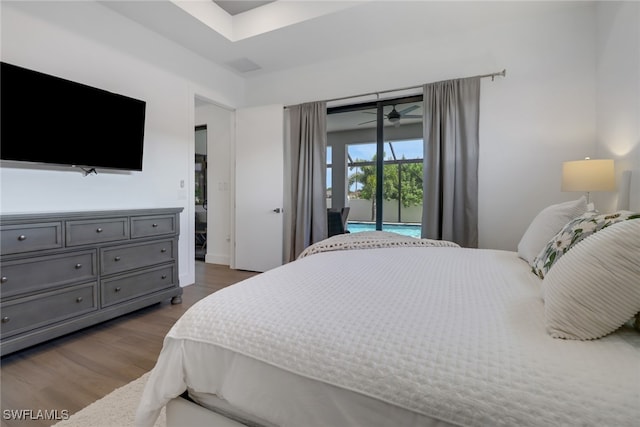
(136, 171), (640, 427)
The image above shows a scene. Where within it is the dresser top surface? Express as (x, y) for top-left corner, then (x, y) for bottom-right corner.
(1, 208), (184, 224)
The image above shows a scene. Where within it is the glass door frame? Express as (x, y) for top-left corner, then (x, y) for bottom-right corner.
(328, 94), (423, 231)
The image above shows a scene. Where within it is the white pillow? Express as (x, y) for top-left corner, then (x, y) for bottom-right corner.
(544, 219), (640, 340)
(517, 197), (587, 265)
(532, 210), (638, 279)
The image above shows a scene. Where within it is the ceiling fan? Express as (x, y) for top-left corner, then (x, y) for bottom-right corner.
(358, 105), (421, 127)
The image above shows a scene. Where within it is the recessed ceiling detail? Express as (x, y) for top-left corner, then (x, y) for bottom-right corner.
(171, 0), (362, 42)
(213, 1), (275, 16)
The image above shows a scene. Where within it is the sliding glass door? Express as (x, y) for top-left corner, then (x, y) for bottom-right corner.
(327, 96), (423, 237)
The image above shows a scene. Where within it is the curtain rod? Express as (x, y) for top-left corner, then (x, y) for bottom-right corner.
(286, 69), (506, 108)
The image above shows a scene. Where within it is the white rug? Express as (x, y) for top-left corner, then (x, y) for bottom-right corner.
(52, 372), (165, 427)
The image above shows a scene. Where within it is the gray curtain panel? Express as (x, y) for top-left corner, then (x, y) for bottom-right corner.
(422, 77), (480, 247)
(284, 101), (327, 261)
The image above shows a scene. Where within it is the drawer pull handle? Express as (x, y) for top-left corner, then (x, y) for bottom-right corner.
(76, 297), (83, 303)
(75, 263), (82, 269)
(114, 256), (121, 262)
(161, 275), (167, 279)
(115, 287), (121, 292)
(17, 235), (27, 241)
(152, 223), (158, 227)
(160, 248), (167, 253)
(1, 277), (7, 284)
(96, 228), (103, 233)
(1, 317), (9, 323)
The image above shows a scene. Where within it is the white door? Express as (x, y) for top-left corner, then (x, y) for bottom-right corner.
(234, 104), (284, 272)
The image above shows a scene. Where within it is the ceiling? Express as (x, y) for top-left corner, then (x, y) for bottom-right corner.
(100, 1), (581, 77)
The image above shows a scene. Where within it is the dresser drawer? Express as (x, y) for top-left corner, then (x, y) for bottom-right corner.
(131, 215), (177, 238)
(0, 250), (97, 299)
(66, 217), (129, 246)
(101, 265), (175, 307)
(0, 222), (63, 255)
(0, 282), (97, 339)
(100, 239), (176, 275)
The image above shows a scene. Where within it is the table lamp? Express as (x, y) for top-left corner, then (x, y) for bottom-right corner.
(561, 157), (615, 204)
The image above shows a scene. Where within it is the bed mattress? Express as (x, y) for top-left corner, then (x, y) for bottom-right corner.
(136, 247), (640, 427)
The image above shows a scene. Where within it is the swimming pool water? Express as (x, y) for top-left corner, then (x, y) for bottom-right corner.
(346, 222), (422, 238)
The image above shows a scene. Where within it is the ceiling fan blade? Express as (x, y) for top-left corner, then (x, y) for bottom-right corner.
(357, 119), (377, 125)
(402, 114), (422, 119)
(363, 112), (391, 119)
(398, 105), (419, 116)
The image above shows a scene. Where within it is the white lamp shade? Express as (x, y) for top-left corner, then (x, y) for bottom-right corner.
(562, 159), (615, 192)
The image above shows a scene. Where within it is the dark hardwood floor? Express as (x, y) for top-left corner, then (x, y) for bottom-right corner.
(0, 262), (258, 427)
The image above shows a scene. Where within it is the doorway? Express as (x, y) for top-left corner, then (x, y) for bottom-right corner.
(327, 95), (424, 235)
(195, 125), (207, 260)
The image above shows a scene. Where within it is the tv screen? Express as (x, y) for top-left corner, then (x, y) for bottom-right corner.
(1, 62), (146, 171)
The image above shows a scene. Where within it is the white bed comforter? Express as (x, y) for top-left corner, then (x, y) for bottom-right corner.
(137, 247), (640, 427)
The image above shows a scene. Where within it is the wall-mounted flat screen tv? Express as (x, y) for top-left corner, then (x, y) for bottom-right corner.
(1, 62), (146, 171)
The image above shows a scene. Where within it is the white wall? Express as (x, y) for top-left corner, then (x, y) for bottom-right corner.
(245, 2), (598, 250)
(195, 103), (234, 265)
(594, 1), (640, 212)
(0, 1), (244, 286)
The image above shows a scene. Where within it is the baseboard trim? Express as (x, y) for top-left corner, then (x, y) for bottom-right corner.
(205, 253), (229, 265)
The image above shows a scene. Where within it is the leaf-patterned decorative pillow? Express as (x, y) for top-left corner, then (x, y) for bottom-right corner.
(532, 211), (640, 279)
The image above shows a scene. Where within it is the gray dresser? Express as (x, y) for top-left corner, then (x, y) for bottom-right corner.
(0, 208), (183, 356)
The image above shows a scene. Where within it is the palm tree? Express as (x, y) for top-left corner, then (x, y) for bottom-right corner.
(347, 154), (423, 221)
